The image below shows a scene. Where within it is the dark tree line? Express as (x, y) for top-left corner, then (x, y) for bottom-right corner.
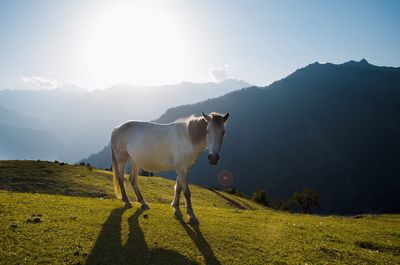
(251, 188), (320, 214)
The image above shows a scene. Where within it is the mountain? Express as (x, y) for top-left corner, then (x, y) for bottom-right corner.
(0, 123), (61, 160)
(48, 79), (250, 161)
(0, 79), (250, 161)
(83, 59), (400, 214)
(81, 145), (112, 169)
(0, 85), (86, 121)
(0, 105), (45, 129)
(0, 105), (62, 160)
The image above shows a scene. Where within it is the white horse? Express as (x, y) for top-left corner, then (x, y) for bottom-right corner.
(111, 111), (229, 223)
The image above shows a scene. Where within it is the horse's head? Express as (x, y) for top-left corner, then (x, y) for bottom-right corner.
(201, 111), (230, 165)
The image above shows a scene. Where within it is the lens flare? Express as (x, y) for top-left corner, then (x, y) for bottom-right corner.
(217, 170), (234, 187)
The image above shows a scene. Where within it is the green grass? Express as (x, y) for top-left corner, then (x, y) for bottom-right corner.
(0, 160), (259, 210)
(1, 160), (399, 264)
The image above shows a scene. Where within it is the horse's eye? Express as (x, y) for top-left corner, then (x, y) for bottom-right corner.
(222, 131), (226, 135)
(206, 130), (209, 134)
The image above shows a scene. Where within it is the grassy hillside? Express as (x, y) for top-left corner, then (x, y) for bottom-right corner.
(0, 160), (258, 210)
(0, 161), (399, 264)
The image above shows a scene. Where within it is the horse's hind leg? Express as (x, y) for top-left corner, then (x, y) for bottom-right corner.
(116, 156), (131, 208)
(129, 161), (149, 210)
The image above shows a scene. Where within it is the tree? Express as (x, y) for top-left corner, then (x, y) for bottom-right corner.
(291, 188), (320, 214)
(271, 198), (292, 212)
(251, 190), (268, 206)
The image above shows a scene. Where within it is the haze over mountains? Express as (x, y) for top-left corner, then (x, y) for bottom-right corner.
(0, 79), (250, 161)
(0, 105), (60, 160)
(83, 59), (400, 214)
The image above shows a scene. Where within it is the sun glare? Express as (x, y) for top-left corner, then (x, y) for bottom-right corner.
(80, 2), (186, 88)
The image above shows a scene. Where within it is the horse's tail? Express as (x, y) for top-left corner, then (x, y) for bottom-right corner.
(112, 146), (122, 199)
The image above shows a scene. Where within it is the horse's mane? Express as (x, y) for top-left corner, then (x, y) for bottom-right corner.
(174, 115), (207, 145)
(175, 112), (224, 124)
(175, 113), (225, 145)
(175, 115), (200, 123)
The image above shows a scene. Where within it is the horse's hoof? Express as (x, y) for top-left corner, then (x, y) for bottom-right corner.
(141, 203), (150, 210)
(188, 216), (199, 224)
(124, 202), (133, 209)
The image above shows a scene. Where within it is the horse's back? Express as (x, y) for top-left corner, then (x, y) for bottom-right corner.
(112, 121), (184, 171)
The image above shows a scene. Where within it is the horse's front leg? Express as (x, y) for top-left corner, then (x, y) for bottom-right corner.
(176, 168), (198, 223)
(171, 180), (183, 218)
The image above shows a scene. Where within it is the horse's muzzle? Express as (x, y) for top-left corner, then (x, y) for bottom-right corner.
(208, 154), (220, 165)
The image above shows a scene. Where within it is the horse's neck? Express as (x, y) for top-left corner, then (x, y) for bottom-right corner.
(187, 117), (207, 152)
(193, 137), (207, 154)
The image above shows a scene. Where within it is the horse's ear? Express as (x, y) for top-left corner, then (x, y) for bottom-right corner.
(223, 112), (230, 122)
(201, 111), (211, 122)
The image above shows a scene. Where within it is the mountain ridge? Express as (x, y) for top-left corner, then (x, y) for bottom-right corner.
(0, 79), (250, 161)
(82, 59), (400, 214)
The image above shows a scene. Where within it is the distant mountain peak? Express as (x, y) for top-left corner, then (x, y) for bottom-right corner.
(341, 58), (373, 67)
(309, 59), (371, 68)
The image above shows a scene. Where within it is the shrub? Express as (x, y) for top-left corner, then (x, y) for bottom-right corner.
(291, 188), (320, 214)
(236, 192), (244, 198)
(271, 198), (293, 211)
(225, 187), (236, 194)
(251, 190), (268, 206)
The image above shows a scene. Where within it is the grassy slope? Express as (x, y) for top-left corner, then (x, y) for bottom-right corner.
(0, 161), (399, 265)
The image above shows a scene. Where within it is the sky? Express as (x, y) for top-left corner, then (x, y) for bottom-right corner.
(0, 0), (399, 90)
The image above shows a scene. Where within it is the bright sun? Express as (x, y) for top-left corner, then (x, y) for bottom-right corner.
(80, 2), (186, 88)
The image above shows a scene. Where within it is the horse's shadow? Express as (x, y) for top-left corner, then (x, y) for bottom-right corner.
(177, 219), (221, 265)
(86, 208), (220, 265)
